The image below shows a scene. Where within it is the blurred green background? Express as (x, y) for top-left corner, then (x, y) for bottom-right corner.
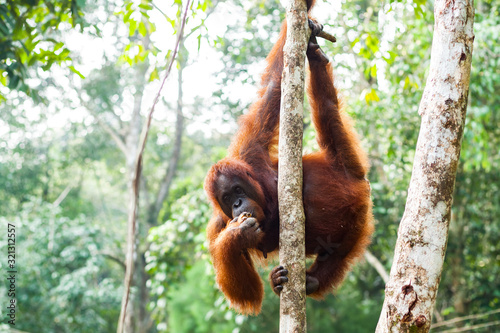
(0, 0), (498, 332)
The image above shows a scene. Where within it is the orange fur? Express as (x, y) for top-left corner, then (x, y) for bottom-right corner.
(204, 0), (373, 314)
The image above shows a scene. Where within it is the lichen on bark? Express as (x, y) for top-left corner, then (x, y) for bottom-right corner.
(277, 0), (309, 332)
(376, 0), (475, 332)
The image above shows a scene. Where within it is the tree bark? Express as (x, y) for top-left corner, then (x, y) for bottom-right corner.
(121, 43), (149, 333)
(278, 0), (308, 332)
(375, 0), (474, 332)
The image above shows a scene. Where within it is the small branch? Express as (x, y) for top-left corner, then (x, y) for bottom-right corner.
(88, 108), (128, 156)
(53, 181), (75, 207)
(364, 250), (389, 283)
(432, 308), (500, 329)
(436, 320), (500, 333)
(49, 177), (80, 252)
(151, 2), (168, 19)
(318, 30), (336, 43)
(101, 252), (127, 270)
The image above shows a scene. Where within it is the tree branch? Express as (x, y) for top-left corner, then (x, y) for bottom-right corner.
(364, 250), (389, 283)
(52, 181), (75, 207)
(436, 320), (500, 333)
(87, 108), (128, 156)
(116, 1), (192, 332)
(101, 252), (127, 270)
(317, 30), (336, 43)
(432, 308), (500, 329)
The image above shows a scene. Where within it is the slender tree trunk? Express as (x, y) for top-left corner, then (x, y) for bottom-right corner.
(141, 48), (186, 333)
(121, 57), (149, 333)
(137, 253), (153, 333)
(449, 207), (467, 316)
(278, 1), (308, 332)
(151, 53), (185, 224)
(117, 3), (190, 331)
(375, 0), (474, 331)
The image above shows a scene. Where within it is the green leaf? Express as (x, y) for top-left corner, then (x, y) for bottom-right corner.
(58, 48), (71, 61)
(149, 67), (159, 82)
(8, 74), (20, 89)
(68, 65), (85, 79)
(370, 64), (377, 78)
(350, 37), (360, 48)
(404, 76), (410, 90)
(53, 41), (65, 51)
(138, 3), (153, 11)
(0, 71), (7, 86)
(123, 9), (133, 22)
(128, 19), (137, 36)
(138, 21), (147, 36)
(366, 34), (379, 54)
(364, 89), (380, 105)
(166, 16), (176, 29)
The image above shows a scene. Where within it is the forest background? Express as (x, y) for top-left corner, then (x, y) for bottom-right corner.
(0, 0), (498, 332)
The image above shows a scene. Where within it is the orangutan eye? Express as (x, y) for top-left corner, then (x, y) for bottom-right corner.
(234, 186), (243, 194)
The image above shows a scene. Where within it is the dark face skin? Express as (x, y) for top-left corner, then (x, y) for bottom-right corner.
(216, 174), (260, 219)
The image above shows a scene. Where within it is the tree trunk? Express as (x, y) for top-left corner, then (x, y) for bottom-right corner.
(119, 56), (149, 333)
(449, 206), (467, 316)
(117, 3), (191, 331)
(278, 0), (308, 332)
(141, 46), (186, 333)
(151, 52), (185, 225)
(375, 0), (474, 331)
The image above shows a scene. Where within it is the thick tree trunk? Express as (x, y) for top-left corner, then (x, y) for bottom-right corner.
(375, 0), (474, 332)
(278, 0), (308, 332)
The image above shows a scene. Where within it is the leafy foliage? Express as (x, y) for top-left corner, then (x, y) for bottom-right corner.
(146, 189), (213, 330)
(0, 199), (121, 332)
(0, 0), (91, 101)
